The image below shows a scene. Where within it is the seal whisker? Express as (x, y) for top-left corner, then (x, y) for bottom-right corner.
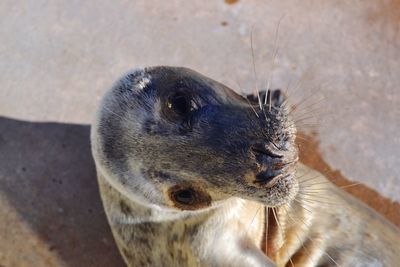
(295, 168), (315, 182)
(298, 174), (327, 184)
(265, 206), (269, 254)
(297, 191), (341, 202)
(284, 215), (313, 266)
(298, 182), (327, 190)
(289, 94), (325, 116)
(290, 97), (325, 116)
(298, 189), (335, 196)
(298, 190), (337, 196)
(293, 114), (323, 124)
(272, 207), (283, 234)
(283, 71), (310, 101)
(300, 181), (334, 188)
(292, 199), (313, 215)
(299, 188), (335, 194)
(245, 205), (262, 235)
(102, 106), (125, 120)
(291, 110), (330, 127)
(292, 108), (332, 123)
(262, 105), (268, 121)
(285, 204), (312, 229)
(298, 189), (334, 195)
(250, 25), (262, 110)
(291, 111), (321, 123)
(264, 15), (285, 110)
(297, 195), (344, 207)
(305, 235), (341, 267)
(290, 202), (375, 266)
(287, 207), (341, 266)
(339, 182), (361, 189)
(299, 169), (344, 185)
(292, 124), (319, 132)
(246, 98), (260, 118)
(235, 79), (260, 118)
(288, 91), (327, 127)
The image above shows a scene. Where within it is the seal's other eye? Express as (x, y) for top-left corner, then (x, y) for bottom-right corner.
(173, 189), (194, 205)
(167, 92), (193, 116)
(168, 186), (212, 210)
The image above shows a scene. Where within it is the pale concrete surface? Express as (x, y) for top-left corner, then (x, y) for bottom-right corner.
(0, 0), (399, 266)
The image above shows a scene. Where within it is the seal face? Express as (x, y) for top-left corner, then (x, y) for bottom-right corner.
(92, 66), (400, 267)
(92, 66), (298, 211)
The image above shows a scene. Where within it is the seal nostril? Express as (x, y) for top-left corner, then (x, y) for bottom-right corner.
(255, 171), (275, 185)
(271, 89), (285, 107)
(251, 143), (283, 158)
(272, 162), (285, 170)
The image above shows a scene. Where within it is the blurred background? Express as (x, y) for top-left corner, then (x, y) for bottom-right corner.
(0, 1), (399, 266)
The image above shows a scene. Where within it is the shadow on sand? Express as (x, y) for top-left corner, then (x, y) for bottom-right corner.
(0, 116), (125, 267)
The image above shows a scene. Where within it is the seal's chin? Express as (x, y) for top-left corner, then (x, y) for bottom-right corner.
(265, 173), (299, 207)
(246, 170), (299, 207)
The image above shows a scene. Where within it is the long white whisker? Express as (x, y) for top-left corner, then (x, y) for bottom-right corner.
(293, 198), (313, 214)
(103, 107), (125, 120)
(245, 206), (261, 235)
(250, 25), (262, 110)
(265, 207), (269, 254)
(339, 183), (361, 189)
(265, 15), (285, 111)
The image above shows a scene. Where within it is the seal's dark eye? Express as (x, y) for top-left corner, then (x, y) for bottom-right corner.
(167, 93), (192, 116)
(173, 189), (194, 205)
(168, 186), (212, 210)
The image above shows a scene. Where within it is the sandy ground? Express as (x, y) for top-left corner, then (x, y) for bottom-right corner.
(0, 0), (399, 266)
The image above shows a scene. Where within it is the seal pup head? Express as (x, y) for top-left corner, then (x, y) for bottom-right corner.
(91, 66), (298, 211)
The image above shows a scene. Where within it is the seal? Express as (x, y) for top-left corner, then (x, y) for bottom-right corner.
(91, 66), (400, 266)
